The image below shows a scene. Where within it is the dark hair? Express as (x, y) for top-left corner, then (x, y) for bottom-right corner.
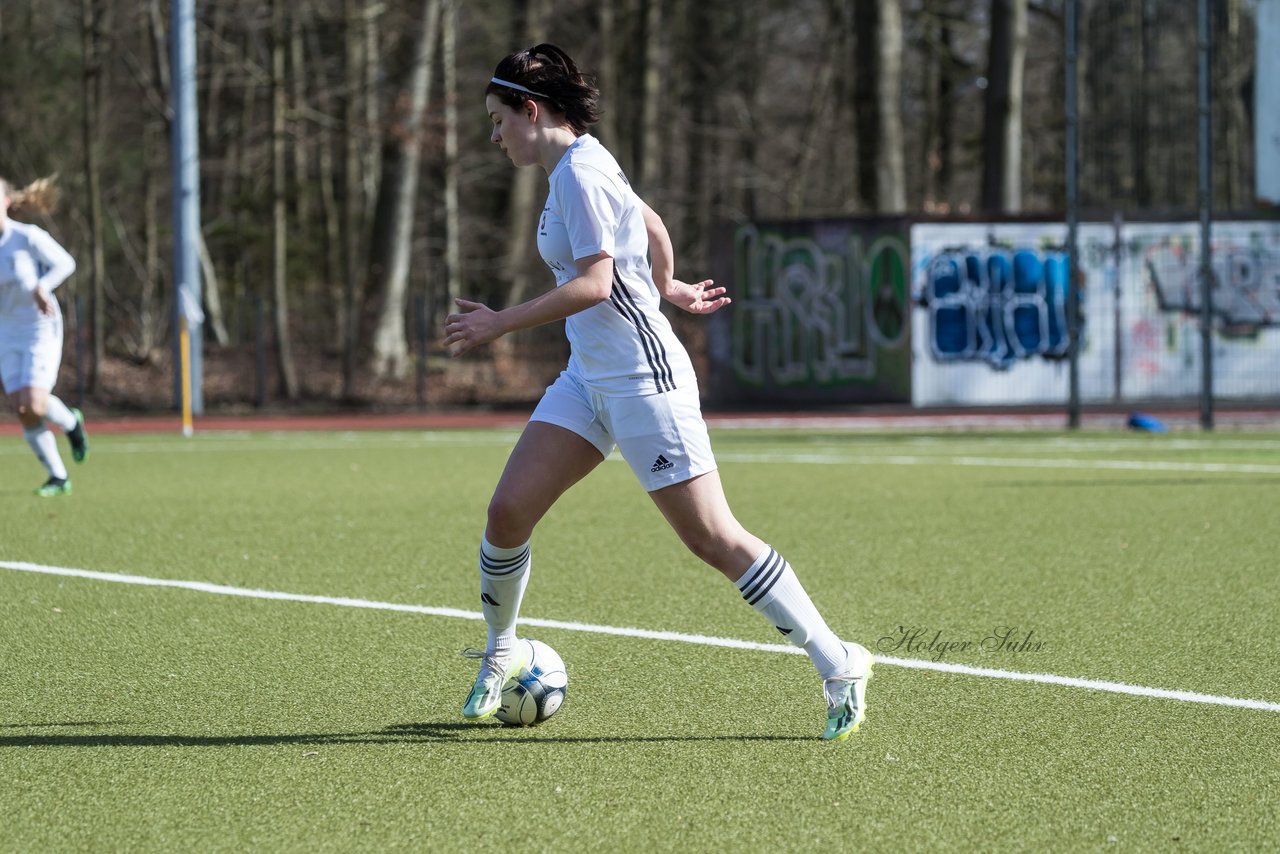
(485, 44), (601, 136)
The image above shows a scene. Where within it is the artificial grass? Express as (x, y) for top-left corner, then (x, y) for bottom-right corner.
(2, 429), (1277, 850)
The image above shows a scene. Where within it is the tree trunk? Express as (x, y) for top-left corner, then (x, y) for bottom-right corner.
(853, 0), (906, 212)
(500, 0), (549, 313)
(875, 0), (907, 212)
(366, 0), (442, 380)
(597, 0), (618, 152)
(305, 4), (345, 352)
(982, 0), (1028, 212)
(80, 0), (107, 391)
(341, 0), (365, 398)
(789, 1), (842, 216)
(272, 0), (299, 399)
(442, 0), (461, 314)
(638, 0), (664, 193)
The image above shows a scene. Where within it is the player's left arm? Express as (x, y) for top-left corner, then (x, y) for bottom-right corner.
(641, 203), (730, 316)
(28, 228), (76, 317)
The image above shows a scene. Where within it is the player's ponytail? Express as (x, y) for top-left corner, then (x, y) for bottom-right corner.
(1, 175), (61, 216)
(486, 44), (602, 136)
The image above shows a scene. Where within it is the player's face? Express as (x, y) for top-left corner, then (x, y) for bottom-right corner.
(486, 95), (536, 167)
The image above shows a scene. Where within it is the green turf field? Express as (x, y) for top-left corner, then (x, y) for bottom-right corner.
(2, 426), (1278, 851)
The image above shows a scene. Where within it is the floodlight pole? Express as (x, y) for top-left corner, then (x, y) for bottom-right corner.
(1197, 0), (1214, 430)
(171, 0), (203, 417)
(1065, 0), (1081, 429)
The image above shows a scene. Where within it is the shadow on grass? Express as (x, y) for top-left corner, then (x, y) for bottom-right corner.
(0, 721), (811, 747)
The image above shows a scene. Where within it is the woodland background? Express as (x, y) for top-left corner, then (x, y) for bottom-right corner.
(0, 0), (1265, 410)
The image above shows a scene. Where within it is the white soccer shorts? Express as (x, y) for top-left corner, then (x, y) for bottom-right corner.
(530, 370), (718, 492)
(0, 337), (63, 393)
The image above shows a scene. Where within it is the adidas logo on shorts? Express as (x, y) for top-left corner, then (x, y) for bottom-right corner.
(651, 454), (674, 473)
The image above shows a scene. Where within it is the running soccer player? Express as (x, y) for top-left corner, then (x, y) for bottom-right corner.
(0, 175), (87, 497)
(445, 44), (873, 741)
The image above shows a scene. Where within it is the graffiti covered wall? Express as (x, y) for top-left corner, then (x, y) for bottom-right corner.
(705, 218), (1278, 408)
(706, 220), (912, 405)
(911, 221), (1280, 406)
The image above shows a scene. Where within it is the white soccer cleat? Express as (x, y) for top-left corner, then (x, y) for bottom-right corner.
(461, 642), (532, 721)
(823, 642), (874, 741)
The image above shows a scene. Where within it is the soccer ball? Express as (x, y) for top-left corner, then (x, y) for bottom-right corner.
(495, 638), (567, 726)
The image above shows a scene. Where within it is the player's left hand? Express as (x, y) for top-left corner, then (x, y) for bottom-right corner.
(662, 279), (731, 315)
(444, 298), (504, 356)
(32, 287), (55, 317)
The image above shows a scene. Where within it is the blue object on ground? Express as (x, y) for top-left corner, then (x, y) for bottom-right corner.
(1127, 412), (1169, 433)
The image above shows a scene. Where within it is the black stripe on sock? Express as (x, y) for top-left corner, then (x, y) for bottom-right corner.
(480, 546), (530, 576)
(740, 549), (784, 604)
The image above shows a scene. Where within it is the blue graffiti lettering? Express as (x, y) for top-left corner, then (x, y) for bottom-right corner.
(923, 248), (1072, 368)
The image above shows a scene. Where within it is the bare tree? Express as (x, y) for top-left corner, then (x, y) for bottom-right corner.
(854, 0), (907, 212)
(366, 0), (443, 379)
(498, 0), (550, 317)
(341, 0), (367, 398)
(273, 0), (299, 399)
(442, 0), (461, 313)
(80, 0), (110, 390)
(982, 0), (1028, 211)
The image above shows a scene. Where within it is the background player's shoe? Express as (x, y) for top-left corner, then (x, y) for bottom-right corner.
(822, 642), (873, 741)
(68, 408), (89, 463)
(461, 642), (531, 721)
(34, 477), (72, 498)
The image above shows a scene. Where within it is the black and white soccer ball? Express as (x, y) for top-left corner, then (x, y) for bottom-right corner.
(495, 638), (567, 726)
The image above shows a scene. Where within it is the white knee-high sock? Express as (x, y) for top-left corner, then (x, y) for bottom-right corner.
(45, 396), (77, 432)
(24, 425), (68, 480)
(479, 536), (532, 657)
(736, 545), (848, 678)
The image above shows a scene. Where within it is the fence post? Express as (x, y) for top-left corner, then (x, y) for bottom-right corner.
(1065, 0), (1081, 429)
(1198, 0), (1214, 430)
(414, 294), (427, 408)
(75, 293), (86, 408)
(254, 296), (267, 409)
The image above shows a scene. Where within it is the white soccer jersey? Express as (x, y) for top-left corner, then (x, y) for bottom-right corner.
(538, 134), (696, 396)
(0, 220), (76, 347)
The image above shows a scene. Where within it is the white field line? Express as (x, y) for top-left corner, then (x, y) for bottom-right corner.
(4, 560), (1278, 714)
(715, 452), (1280, 475)
(4, 436), (1275, 476)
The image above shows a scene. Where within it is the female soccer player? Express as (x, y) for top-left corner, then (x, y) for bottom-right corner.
(446, 45), (872, 741)
(0, 176), (86, 497)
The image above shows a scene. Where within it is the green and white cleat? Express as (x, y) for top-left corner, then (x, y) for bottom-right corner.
(68, 408), (89, 463)
(461, 641), (532, 721)
(823, 642), (873, 742)
(34, 477), (72, 498)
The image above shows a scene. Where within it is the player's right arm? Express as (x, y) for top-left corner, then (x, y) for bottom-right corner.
(444, 252), (614, 356)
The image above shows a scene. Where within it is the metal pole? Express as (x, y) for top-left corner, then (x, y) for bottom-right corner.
(415, 294), (427, 408)
(255, 296), (267, 409)
(1112, 212), (1123, 403)
(1065, 0), (1081, 429)
(170, 0), (203, 415)
(1198, 0), (1214, 430)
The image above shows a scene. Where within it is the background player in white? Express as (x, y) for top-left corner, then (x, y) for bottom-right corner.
(0, 176), (87, 497)
(445, 45), (873, 741)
